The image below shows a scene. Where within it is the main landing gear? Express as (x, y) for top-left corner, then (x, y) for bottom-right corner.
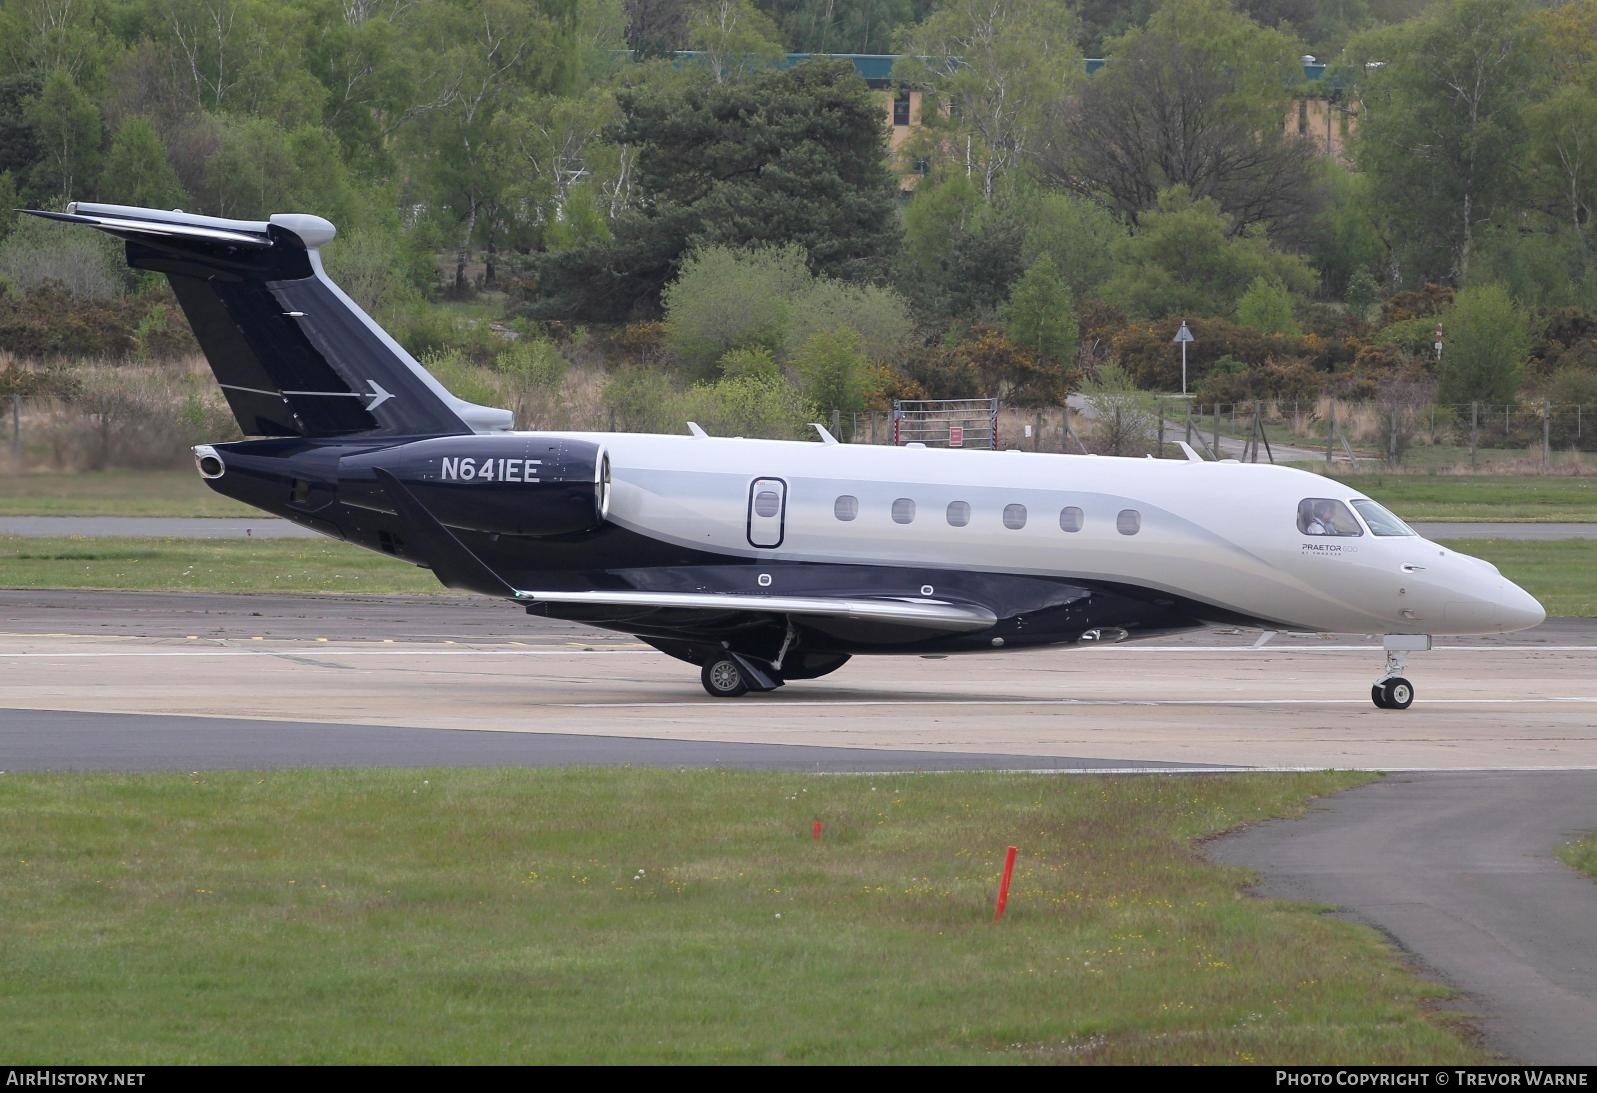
(1371, 634), (1431, 710)
(697, 648), (850, 698)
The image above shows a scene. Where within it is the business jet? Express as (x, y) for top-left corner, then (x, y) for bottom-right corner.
(29, 202), (1546, 709)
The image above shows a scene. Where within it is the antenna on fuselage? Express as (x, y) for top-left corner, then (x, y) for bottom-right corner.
(686, 422), (708, 437)
(810, 423), (840, 445)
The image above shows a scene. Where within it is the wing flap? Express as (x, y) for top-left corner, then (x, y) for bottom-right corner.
(513, 589), (997, 632)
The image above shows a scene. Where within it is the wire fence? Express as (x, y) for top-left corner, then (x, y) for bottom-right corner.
(4, 391), (1596, 473)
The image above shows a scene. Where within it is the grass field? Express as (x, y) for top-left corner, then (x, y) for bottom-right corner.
(2, 534), (1588, 615)
(0, 471), (252, 517)
(1327, 475), (1597, 522)
(0, 535), (443, 594)
(0, 767), (1494, 1065)
(1561, 835), (1597, 881)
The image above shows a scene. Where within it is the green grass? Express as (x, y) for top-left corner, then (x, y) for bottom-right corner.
(0, 768), (1491, 1065)
(0, 471), (252, 517)
(1560, 835), (1597, 881)
(0, 535), (444, 594)
(1435, 539), (1597, 617)
(1324, 474), (1597, 522)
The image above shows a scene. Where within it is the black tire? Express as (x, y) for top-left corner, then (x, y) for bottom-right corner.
(1385, 677), (1415, 710)
(1371, 682), (1390, 709)
(701, 656), (749, 698)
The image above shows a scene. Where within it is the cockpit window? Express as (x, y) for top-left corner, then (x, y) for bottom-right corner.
(1297, 497), (1362, 537)
(1350, 498), (1417, 537)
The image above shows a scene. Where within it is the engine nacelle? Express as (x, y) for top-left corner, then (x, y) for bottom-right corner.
(338, 435), (610, 537)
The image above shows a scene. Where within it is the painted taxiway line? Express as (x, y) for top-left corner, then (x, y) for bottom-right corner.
(1, 645), (1593, 659)
(562, 696), (1597, 709)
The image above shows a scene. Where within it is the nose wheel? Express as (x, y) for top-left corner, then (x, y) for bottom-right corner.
(1371, 677), (1414, 710)
(1371, 635), (1429, 709)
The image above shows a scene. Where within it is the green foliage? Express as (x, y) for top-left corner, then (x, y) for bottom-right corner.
(0, 213), (126, 300)
(602, 365), (683, 432)
(675, 373), (817, 439)
(1350, 0), (1538, 284)
(0, 172), (18, 245)
(791, 326), (873, 418)
(664, 244), (812, 375)
(1309, 162), (1385, 298)
(1104, 187), (1315, 319)
(1016, 189), (1126, 302)
(896, 0), (1082, 197)
(25, 69), (99, 200)
(1080, 360), (1160, 455)
(1440, 284), (1531, 405)
(1002, 256), (1079, 365)
(1236, 277), (1301, 337)
(1346, 269), (1381, 321)
(495, 338), (569, 389)
(781, 278), (914, 367)
(100, 118), (186, 210)
(718, 346), (780, 381)
(1547, 365), (1597, 409)
(897, 173), (1026, 325)
(687, 0), (784, 84)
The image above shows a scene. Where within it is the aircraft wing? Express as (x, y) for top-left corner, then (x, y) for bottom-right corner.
(511, 590), (997, 632)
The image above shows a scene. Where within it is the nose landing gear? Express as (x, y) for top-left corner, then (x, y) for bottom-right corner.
(1373, 634), (1430, 709)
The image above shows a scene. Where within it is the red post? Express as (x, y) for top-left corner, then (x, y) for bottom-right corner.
(812, 820), (823, 841)
(993, 845), (1018, 922)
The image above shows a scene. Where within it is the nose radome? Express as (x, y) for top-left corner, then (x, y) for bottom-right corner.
(1502, 581), (1547, 632)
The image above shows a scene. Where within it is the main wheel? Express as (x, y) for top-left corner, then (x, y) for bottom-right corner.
(1371, 682), (1390, 709)
(1384, 677), (1415, 710)
(701, 655), (749, 698)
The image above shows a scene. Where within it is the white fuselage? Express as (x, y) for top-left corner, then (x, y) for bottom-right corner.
(546, 432), (1545, 637)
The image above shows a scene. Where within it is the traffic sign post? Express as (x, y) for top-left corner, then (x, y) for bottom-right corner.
(1173, 320), (1194, 396)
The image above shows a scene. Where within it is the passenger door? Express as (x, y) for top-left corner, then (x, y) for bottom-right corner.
(746, 477), (787, 548)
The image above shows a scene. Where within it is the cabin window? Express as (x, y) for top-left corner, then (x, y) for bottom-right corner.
(834, 495), (858, 521)
(892, 497), (916, 524)
(1059, 506), (1083, 533)
(946, 500), (970, 527)
(1003, 503), (1027, 530)
(1350, 498), (1416, 537)
(754, 490), (781, 518)
(1297, 497), (1362, 537)
(1116, 509), (1141, 536)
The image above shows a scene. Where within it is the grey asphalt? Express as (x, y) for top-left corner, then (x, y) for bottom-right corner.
(2, 588), (1589, 645)
(0, 708), (1214, 774)
(1211, 772), (1597, 1065)
(4, 515), (1593, 540)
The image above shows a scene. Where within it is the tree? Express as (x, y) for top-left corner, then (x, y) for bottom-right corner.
(663, 243), (812, 375)
(761, 0), (915, 54)
(896, 0), (1082, 200)
(791, 326), (874, 420)
(896, 172), (1026, 326)
(1044, 0), (1321, 242)
(1080, 360), (1159, 454)
(1235, 277), (1301, 336)
(1002, 256), (1078, 365)
(25, 69), (100, 201)
(1103, 187), (1315, 319)
(1524, 84), (1597, 265)
(687, 0), (782, 85)
(529, 60), (900, 319)
(1439, 284), (1529, 406)
(1016, 189), (1126, 302)
(1350, 0), (1538, 284)
(101, 118), (187, 209)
